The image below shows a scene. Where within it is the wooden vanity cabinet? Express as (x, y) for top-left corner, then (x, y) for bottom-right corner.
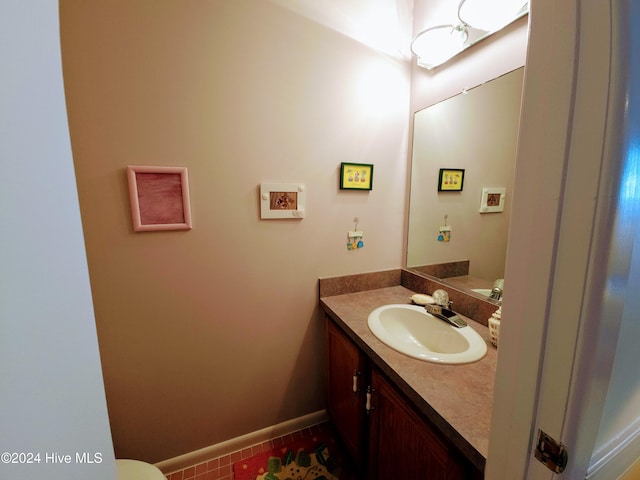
(325, 316), (483, 480)
(368, 368), (481, 479)
(325, 318), (369, 473)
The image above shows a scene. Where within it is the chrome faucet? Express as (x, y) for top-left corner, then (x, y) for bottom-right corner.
(426, 290), (467, 328)
(489, 279), (504, 301)
(425, 303), (468, 328)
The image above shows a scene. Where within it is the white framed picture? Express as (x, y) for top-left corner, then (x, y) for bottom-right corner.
(126, 165), (192, 232)
(260, 183), (305, 219)
(479, 187), (506, 213)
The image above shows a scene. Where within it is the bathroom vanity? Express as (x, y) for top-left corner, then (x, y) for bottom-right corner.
(320, 271), (497, 479)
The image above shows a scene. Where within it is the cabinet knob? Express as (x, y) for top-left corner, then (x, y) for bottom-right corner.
(352, 369), (361, 393)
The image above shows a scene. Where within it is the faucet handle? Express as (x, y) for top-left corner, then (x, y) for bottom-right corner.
(432, 289), (449, 306)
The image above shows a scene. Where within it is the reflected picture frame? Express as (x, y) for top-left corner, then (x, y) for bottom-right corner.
(126, 165), (192, 232)
(438, 168), (465, 192)
(479, 187), (507, 213)
(340, 162), (373, 190)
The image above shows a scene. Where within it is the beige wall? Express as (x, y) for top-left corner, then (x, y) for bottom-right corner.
(60, 0), (409, 463)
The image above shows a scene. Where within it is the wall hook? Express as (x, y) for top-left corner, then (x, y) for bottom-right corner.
(438, 214), (451, 242)
(348, 217), (364, 250)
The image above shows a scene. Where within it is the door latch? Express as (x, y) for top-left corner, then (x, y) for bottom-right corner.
(535, 429), (568, 474)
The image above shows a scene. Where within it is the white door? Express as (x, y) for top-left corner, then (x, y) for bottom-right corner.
(487, 0), (638, 478)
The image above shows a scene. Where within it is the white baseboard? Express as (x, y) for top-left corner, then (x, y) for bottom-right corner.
(587, 420), (640, 480)
(154, 410), (329, 474)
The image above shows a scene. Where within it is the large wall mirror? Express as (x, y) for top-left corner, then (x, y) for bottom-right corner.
(406, 67), (524, 299)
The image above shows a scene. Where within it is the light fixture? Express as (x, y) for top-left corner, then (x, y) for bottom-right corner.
(410, 24), (468, 70)
(411, 0), (529, 70)
(458, 0), (528, 32)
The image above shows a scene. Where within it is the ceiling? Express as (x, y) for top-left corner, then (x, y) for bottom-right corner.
(269, 0), (415, 58)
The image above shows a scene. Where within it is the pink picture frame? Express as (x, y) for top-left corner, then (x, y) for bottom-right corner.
(126, 165), (192, 232)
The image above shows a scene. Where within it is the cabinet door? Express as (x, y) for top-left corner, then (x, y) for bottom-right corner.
(325, 318), (368, 469)
(368, 368), (472, 480)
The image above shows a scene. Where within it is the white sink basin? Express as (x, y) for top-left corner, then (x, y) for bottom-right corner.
(471, 288), (492, 297)
(367, 304), (487, 364)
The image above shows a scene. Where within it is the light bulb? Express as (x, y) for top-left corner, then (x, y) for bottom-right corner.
(458, 0), (528, 32)
(410, 25), (468, 69)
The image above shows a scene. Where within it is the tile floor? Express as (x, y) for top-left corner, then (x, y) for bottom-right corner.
(164, 423), (331, 480)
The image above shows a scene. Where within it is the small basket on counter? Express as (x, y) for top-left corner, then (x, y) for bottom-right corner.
(488, 306), (502, 347)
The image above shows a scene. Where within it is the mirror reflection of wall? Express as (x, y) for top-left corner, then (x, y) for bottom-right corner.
(406, 67), (524, 292)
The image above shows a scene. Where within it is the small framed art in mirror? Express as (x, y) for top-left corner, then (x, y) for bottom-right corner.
(479, 187), (507, 213)
(438, 168), (465, 192)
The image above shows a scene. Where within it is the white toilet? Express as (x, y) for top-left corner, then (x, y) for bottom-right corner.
(116, 459), (167, 480)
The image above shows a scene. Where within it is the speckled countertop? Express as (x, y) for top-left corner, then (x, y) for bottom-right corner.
(320, 284), (497, 472)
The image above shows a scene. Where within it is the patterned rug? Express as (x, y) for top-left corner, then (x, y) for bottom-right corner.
(233, 427), (343, 480)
